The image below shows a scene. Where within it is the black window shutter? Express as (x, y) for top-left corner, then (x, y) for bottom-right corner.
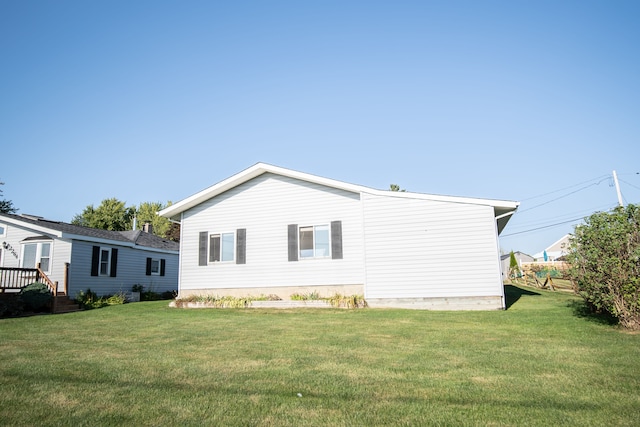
(331, 221), (343, 260)
(198, 232), (208, 266)
(236, 228), (246, 264)
(288, 224), (298, 262)
(91, 246), (100, 276)
(160, 259), (166, 276)
(110, 248), (118, 277)
(146, 257), (152, 276)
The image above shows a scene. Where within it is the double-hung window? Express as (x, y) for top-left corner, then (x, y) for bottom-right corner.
(209, 232), (235, 262)
(299, 225), (330, 259)
(99, 249), (110, 275)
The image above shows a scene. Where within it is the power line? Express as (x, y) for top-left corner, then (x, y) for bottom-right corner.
(517, 177), (611, 214)
(501, 217), (585, 237)
(519, 174), (610, 202)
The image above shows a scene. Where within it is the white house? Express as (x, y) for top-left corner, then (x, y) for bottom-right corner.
(159, 163), (519, 310)
(533, 234), (571, 261)
(0, 213), (179, 297)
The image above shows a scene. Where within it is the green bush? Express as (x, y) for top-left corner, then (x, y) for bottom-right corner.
(567, 204), (640, 330)
(0, 294), (24, 318)
(75, 289), (126, 309)
(19, 282), (53, 311)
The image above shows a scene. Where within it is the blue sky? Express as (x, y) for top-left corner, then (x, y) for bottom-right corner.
(1, 0), (639, 256)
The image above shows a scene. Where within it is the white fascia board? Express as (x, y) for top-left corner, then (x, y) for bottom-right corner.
(362, 188), (520, 212)
(0, 216), (64, 238)
(158, 162), (369, 220)
(158, 162), (520, 221)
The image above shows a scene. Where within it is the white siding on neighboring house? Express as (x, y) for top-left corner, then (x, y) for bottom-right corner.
(179, 173), (365, 292)
(0, 221), (72, 291)
(361, 192), (503, 301)
(68, 240), (178, 297)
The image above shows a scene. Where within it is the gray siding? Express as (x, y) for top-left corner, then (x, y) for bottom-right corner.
(68, 240), (178, 296)
(179, 173), (365, 293)
(361, 193), (504, 302)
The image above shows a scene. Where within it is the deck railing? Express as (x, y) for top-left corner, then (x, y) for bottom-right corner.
(0, 264), (60, 296)
(0, 267), (40, 291)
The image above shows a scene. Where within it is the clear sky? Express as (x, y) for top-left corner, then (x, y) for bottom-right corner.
(1, 0), (639, 256)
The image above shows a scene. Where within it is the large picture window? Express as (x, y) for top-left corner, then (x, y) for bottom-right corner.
(21, 241), (52, 272)
(299, 225), (330, 258)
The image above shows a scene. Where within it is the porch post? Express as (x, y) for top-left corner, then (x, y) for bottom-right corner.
(64, 263), (70, 296)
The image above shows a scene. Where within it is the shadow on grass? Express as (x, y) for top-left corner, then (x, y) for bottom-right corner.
(504, 285), (540, 310)
(567, 300), (618, 326)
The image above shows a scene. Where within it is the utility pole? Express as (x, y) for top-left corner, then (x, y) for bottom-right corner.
(613, 170), (624, 207)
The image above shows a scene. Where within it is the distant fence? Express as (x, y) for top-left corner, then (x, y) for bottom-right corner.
(511, 261), (572, 291)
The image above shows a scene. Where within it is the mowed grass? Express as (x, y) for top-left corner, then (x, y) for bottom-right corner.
(1, 286), (639, 426)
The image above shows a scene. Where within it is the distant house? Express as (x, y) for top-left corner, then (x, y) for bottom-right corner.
(500, 251), (534, 279)
(159, 163), (519, 310)
(533, 234), (571, 261)
(0, 213), (179, 296)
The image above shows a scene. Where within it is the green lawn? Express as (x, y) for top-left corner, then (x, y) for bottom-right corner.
(1, 285), (639, 426)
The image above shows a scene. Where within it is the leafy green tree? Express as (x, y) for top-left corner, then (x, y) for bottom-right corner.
(0, 181), (18, 214)
(566, 204), (640, 330)
(135, 201), (171, 237)
(72, 198), (136, 231)
(389, 184), (406, 192)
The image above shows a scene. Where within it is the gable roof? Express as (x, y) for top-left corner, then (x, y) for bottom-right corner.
(0, 213), (179, 253)
(158, 162), (519, 233)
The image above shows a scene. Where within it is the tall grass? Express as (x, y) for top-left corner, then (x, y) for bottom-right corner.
(0, 285), (638, 426)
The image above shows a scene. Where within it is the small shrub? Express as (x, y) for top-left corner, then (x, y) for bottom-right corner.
(131, 284), (144, 293)
(142, 291), (162, 301)
(75, 289), (126, 309)
(326, 294), (367, 308)
(290, 292), (321, 301)
(106, 293), (127, 305)
(161, 290), (177, 300)
(19, 282), (53, 311)
(174, 295), (251, 308)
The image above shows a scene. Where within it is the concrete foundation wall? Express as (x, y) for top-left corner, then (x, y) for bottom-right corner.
(366, 295), (504, 310)
(178, 284), (364, 300)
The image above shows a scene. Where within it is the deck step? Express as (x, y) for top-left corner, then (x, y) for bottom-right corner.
(52, 296), (82, 314)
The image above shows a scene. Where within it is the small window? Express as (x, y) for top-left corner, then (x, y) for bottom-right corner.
(299, 225), (330, 259)
(150, 259), (160, 275)
(100, 249), (110, 276)
(0, 223), (6, 237)
(209, 232), (235, 263)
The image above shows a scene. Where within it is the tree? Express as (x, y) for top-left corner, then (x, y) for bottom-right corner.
(0, 181), (18, 214)
(136, 201), (171, 237)
(72, 198), (136, 231)
(389, 184), (406, 192)
(566, 204), (640, 330)
(509, 251), (521, 278)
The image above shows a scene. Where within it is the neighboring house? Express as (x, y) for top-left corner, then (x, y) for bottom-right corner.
(500, 251), (534, 279)
(533, 234), (571, 261)
(159, 163), (519, 310)
(0, 213), (179, 296)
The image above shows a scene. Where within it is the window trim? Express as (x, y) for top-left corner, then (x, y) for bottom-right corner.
(20, 240), (54, 273)
(99, 248), (111, 276)
(298, 224), (331, 259)
(0, 223), (6, 238)
(209, 231), (236, 263)
(150, 258), (161, 275)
